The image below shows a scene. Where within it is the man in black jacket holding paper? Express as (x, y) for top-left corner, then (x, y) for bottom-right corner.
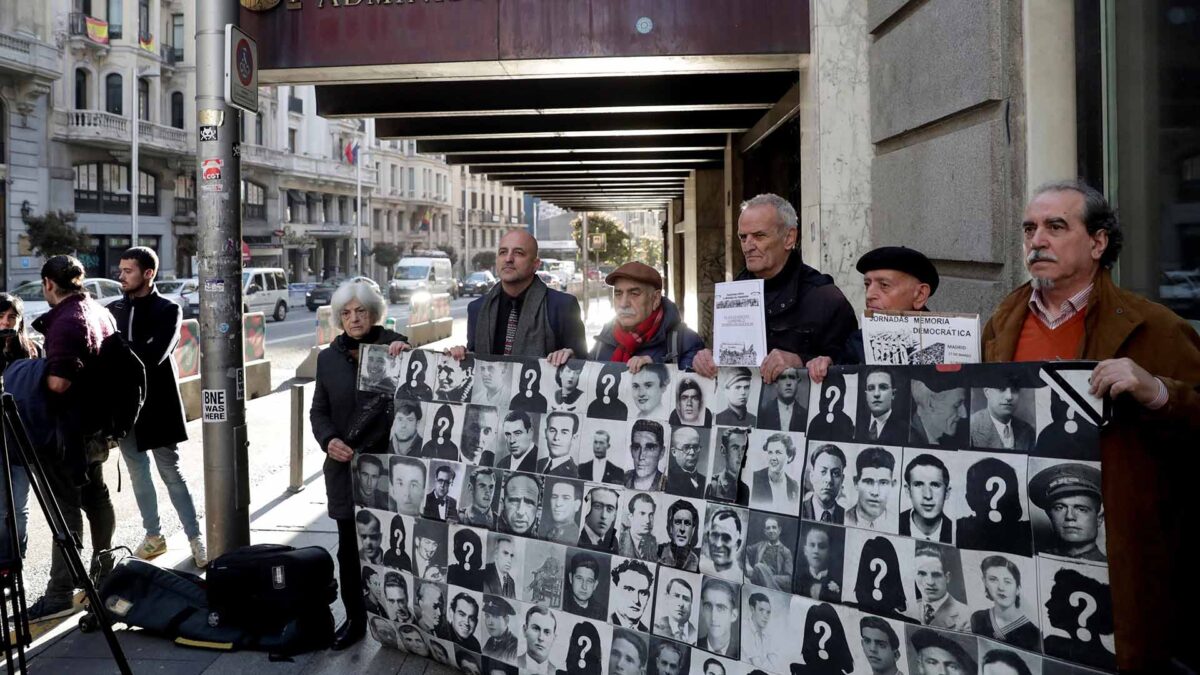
(110, 247), (207, 568)
(692, 194), (857, 384)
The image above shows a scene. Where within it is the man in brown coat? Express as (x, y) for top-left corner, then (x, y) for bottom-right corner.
(983, 179), (1200, 673)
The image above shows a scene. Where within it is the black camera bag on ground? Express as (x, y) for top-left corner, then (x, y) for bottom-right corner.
(100, 554), (335, 656)
(206, 543), (337, 640)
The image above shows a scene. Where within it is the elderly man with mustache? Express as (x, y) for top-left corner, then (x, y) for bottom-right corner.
(982, 180), (1200, 673)
(589, 262), (704, 372)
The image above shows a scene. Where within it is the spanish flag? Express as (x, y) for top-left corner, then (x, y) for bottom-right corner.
(420, 209), (431, 231)
(139, 33), (155, 52)
(85, 17), (109, 44)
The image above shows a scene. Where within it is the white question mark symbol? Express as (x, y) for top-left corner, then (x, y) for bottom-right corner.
(869, 558), (888, 601)
(462, 541), (475, 571)
(576, 635), (592, 668)
(868, 557), (888, 598)
(824, 386), (842, 424)
(985, 476), (1007, 523)
(410, 358), (424, 387)
(813, 620), (832, 660)
(601, 373), (616, 404)
(437, 415), (451, 442)
(524, 368), (537, 398)
(1069, 591), (1097, 642)
(1064, 405), (1078, 434)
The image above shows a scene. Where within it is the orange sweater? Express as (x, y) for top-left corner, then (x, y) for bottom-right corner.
(1012, 308), (1086, 361)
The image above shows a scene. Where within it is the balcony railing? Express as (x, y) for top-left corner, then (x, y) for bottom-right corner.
(52, 109), (189, 154)
(174, 197), (195, 217)
(161, 45), (183, 65)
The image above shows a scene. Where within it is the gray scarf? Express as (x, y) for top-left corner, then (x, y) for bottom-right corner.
(475, 276), (554, 356)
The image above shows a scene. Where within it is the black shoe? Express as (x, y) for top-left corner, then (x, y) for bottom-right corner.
(27, 596), (78, 622)
(332, 620), (366, 651)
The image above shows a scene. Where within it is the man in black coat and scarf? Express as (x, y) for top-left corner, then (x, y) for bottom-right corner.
(693, 194), (857, 384)
(111, 248), (207, 568)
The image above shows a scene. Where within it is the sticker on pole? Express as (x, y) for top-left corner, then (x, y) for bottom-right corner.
(202, 389), (228, 423)
(202, 159), (223, 182)
(224, 25), (259, 114)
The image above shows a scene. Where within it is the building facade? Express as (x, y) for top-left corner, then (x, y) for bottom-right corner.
(0, 0), (524, 291)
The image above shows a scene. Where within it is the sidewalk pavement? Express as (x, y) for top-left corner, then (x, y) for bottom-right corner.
(11, 384), (460, 675)
(9, 302), (617, 674)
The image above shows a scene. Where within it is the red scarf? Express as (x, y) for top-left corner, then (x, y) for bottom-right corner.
(611, 306), (664, 362)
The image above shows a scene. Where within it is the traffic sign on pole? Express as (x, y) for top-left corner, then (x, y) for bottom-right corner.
(224, 24), (259, 114)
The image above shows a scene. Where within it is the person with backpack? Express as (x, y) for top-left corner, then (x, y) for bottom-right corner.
(589, 262), (704, 372)
(0, 291), (45, 562)
(446, 229), (586, 366)
(109, 247), (206, 569)
(27, 255), (120, 620)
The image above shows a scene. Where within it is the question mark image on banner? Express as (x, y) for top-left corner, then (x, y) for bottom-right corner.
(812, 620), (832, 660)
(985, 475), (1007, 523)
(1069, 591), (1097, 642)
(461, 540), (475, 571)
(824, 386), (842, 424)
(575, 635), (591, 669)
(869, 558), (888, 601)
(437, 415), (451, 443)
(600, 374), (616, 404)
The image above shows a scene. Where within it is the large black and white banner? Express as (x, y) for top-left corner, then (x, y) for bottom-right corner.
(355, 349), (1114, 675)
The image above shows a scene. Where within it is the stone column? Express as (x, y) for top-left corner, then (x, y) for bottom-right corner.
(800, 0), (873, 312)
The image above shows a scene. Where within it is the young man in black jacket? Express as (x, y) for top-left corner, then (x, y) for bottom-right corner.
(110, 247), (206, 568)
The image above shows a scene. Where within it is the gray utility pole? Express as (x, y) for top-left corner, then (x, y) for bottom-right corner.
(195, 0), (250, 557)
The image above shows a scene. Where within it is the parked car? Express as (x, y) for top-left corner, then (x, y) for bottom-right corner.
(1161, 269), (1200, 315)
(157, 277), (198, 310)
(12, 277), (125, 325)
(389, 256), (457, 303)
(305, 276), (380, 311)
(462, 271), (497, 296)
(536, 270), (564, 292)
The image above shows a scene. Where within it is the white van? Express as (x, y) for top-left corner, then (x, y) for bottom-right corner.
(389, 256), (455, 303)
(243, 267), (290, 321)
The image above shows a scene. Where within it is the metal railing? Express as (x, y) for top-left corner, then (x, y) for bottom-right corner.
(174, 197), (195, 216)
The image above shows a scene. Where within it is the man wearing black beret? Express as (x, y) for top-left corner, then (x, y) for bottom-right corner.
(808, 245), (939, 382)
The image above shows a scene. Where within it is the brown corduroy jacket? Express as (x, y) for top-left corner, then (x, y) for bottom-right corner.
(983, 269), (1200, 672)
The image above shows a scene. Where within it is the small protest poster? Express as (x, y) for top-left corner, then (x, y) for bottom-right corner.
(713, 279), (768, 366)
(862, 310), (981, 365)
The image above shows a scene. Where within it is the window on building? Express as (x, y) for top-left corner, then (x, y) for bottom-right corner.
(287, 128), (297, 153)
(254, 114), (262, 144)
(242, 181), (266, 220)
(391, 165), (398, 191)
(107, 0), (122, 39)
(73, 162), (158, 216)
(105, 73), (122, 115)
(471, 191), (477, 209)
(138, 0), (150, 43)
(170, 92), (183, 128)
(74, 69), (89, 110)
(374, 208), (382, 231)
(170, 13), (184, 56)
(407, 167), (415, 196)
(491, 194), (496, 213)
(137, 78), (150, 121)
(175, 174), (195, 216)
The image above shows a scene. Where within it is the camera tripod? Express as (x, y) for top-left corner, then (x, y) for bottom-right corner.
(0, 391), (130, 674)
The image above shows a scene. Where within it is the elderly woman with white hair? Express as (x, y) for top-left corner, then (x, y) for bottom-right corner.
(310, 279), (409, 649)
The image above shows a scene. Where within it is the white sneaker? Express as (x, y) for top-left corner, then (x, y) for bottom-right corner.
(190, 536), (209, 569)
(135, 534), (167, 560)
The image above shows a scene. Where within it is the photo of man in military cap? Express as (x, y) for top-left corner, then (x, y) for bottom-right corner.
(482, 595), (520, 662)
(1029, 461), (1105, 562)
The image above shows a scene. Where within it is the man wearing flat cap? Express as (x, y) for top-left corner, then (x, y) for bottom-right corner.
(693, 193), (858, 384)
(589, 262), (705, 372)
(482, 596), (520, 662)
(1029, 462), (1105, 562)
(808, 245), (940, 383)
(909, 628), (976, 675)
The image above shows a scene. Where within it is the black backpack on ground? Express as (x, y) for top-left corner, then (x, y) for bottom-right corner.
(206, 543), (336, 650)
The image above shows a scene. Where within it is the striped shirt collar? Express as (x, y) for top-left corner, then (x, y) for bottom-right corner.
(1029, 283), (1094, 329)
